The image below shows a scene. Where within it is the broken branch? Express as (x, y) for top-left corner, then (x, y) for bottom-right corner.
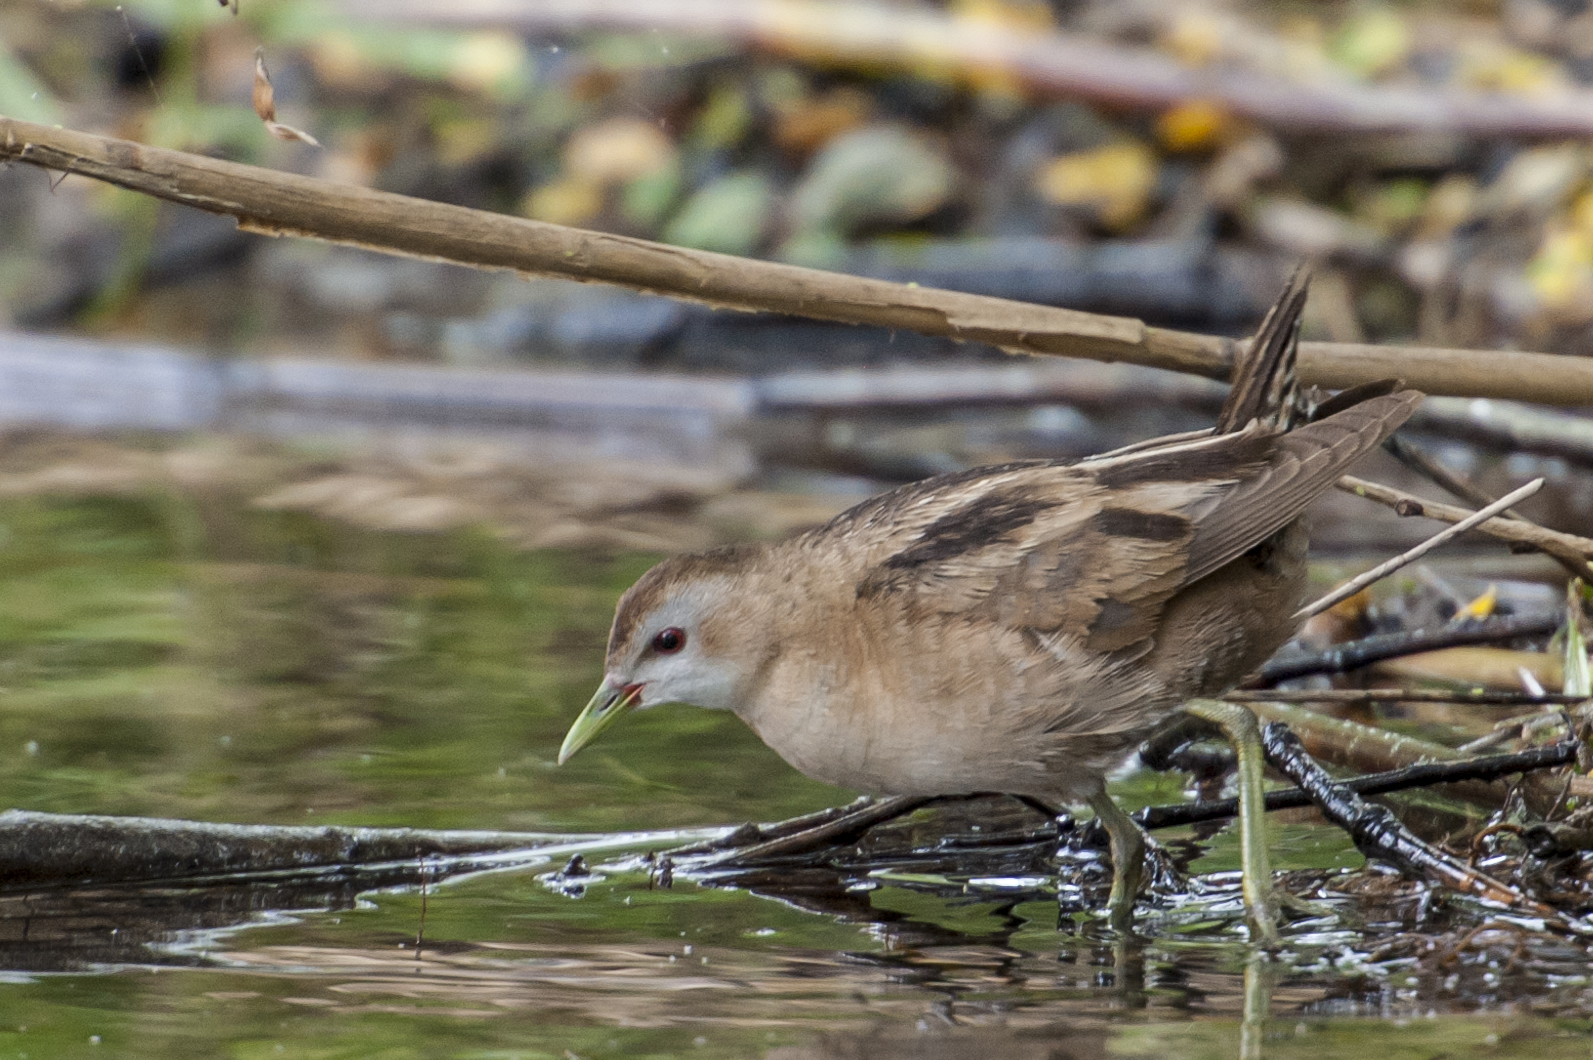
(1260, 722), (1550, 913)
(3, 117), (1592, 404)
(1339, 476), (1593, 558)
(1135, 737), (1578, 831)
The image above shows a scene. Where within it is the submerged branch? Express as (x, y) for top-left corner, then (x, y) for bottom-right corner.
(1260, 722), (1548, 913)
(3, 118), (1592, 404)
(685, 795), (935, 866)
(1256, 613), (1562, 684)
(0, 728), (1576, 890)
(0, 809), (719, 890)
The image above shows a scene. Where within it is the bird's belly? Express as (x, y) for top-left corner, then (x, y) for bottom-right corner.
(738, 683), (1150, 806)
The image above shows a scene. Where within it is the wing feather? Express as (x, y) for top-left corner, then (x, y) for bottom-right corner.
(842, 389), (1420, 653)
(1181, 390), (1422, 585)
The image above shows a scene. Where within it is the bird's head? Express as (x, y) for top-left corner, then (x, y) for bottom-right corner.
(557, 546), (773, 765)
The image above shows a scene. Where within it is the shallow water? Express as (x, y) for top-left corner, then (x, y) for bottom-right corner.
(0, 490), (1590, 1058)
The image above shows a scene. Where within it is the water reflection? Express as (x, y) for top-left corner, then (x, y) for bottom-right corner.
(0, 834), (1583, 1056)
(0, 490), (1586, 1057)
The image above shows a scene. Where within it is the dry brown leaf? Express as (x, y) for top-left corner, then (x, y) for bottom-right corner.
(253, 48), (320, 147)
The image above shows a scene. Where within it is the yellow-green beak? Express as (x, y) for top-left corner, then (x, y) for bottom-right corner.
(557, 680), (643, 765)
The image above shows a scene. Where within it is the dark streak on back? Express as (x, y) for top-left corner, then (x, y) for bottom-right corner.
(883, 489), (1053, 570)
(1092, 508), (1187, 541)
(809, 459), (1061, 543)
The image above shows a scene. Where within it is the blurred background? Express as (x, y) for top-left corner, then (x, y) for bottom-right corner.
(7, 0), (1593, 538)
(1, 1), (1592, 1054)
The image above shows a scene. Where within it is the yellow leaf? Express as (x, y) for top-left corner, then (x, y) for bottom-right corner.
(522, 177), (603, 227)
(1527, 226), (1593, 308)
(1162, 12), (1225, 68)
(1571, 188), (1593, 235)
(1461, 44), (1564, 96)
(1331, 7), (1410, 78)
(949, 0), (1055, 32)
(1157, 100), (1232, 153)
(1035, 141), (1158, 229)
(1456, 584), (1498, 620)
(447, 32), (530, 96)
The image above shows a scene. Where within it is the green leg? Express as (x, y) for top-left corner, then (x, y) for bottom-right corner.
(1185, 699), (1281, 946)
(1087, 789), (1146, 935)
(1241, 951), (1272, 1060)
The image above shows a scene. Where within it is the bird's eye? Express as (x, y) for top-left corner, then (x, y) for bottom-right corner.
(651, 627), (686, 654)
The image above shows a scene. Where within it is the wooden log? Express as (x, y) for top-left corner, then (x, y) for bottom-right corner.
(0, 808), (721, 889)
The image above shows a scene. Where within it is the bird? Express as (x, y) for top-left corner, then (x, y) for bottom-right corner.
(558, 270), (1422, 942)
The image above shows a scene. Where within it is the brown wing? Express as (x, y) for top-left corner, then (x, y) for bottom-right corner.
(1178, 390), (1421, 586)
(850, 389), (1421, 653)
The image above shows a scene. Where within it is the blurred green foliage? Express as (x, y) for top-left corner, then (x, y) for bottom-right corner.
(0, 489), (849, 830)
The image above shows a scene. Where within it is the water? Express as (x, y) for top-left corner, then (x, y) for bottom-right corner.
(0, 490), (1589, 1058)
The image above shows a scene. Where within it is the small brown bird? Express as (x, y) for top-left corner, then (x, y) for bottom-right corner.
(560, 271), (1421, 941)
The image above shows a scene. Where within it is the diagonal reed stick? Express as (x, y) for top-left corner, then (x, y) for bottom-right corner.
(1296, 478), (1545, 620)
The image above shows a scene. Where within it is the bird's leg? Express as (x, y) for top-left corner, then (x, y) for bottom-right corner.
(1085, 789), (1146, 934)
(1184, 699), (1281, 946)
(1241, 950), (1273, 1060)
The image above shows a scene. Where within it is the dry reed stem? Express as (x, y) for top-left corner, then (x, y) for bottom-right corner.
(4, 117), (1593, 405)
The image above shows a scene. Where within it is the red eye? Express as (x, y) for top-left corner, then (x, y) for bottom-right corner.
(652, 627), (685, 654)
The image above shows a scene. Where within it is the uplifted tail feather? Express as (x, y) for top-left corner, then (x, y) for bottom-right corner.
(1216, 266), (1309, 435)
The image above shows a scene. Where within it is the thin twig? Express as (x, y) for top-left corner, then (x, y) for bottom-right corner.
(1226, 688), (1586, 706)
(1256, 612), (1562, 684)
(1456, 710), (1569, 754)
(1385, 434), (1517, 516)
(699, 795), (935, 868)
(1134, 737), (1578, 831)
(1338, 476), (1593, 559)
(1384, 434), (1593, 582)
(665, 800), (869, 858)
(1297, 479), (1545, 620)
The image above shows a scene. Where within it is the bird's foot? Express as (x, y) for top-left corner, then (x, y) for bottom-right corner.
(1086, 790), (1148, 935)
(1141, 833), (1185, 895)
(1279, 890), (1334, 920)
(1245, 889), (1283, 949)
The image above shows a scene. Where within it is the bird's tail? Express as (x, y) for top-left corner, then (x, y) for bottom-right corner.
(1215, 266), (1309, 435)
